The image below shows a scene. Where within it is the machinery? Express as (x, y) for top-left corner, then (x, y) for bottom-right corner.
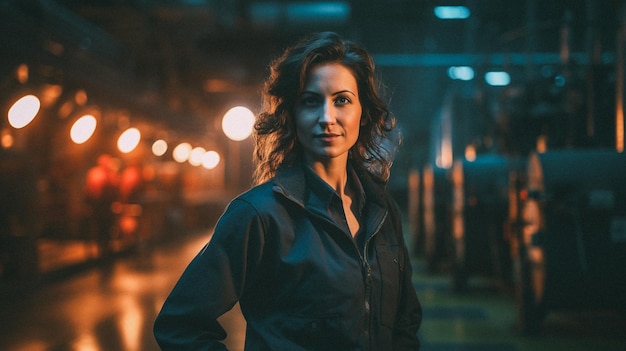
(450, 155), (522, 291)
(422, 164), (453, 273)
(513, 150), (626, 334)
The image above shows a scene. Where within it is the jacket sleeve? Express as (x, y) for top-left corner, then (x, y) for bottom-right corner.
(153, 199), (265, 350)
(389, 199), (422, 350)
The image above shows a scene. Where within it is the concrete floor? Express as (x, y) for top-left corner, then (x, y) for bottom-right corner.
(0, 230), (624, 351)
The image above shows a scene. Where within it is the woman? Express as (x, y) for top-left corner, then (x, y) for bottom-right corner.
(154, 31), (422, 350)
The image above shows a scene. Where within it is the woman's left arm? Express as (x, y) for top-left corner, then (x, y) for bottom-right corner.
(393, 241), (422, 350)
(389, 199), (422, 350)
(153, 199), (266, 350)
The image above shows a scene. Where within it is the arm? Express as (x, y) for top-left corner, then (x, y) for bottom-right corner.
(392, 241), (422, 350)
(153, 199), (265, 350)
(389, 199), (422, 350)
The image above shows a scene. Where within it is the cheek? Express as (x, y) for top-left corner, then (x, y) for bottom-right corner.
(293, 110), (305, 131)
(295, 109), (318, 129)
(294, 117), (311, 141)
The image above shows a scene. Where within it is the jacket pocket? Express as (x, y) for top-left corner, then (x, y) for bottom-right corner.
(277, 313), (349, 350)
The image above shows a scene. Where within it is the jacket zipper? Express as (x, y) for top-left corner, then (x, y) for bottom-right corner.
(276, 185), (389, 349)
(360, 210), (387, 351)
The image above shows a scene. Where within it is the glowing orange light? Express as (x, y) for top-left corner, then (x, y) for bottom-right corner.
(519, 189), (528, 201)
(202, 150), (220, 169)
(16, 64), (29, 84)
(8, 94), (40, 129)
(70, 114), (97, 144)
(75, 90), (88, 106)
(464, 145), (476, 162)
(119, 215), (138, 235)
(222, 106), (255, 141)
(152, 139), (168, 156)
(41, 84), (63, 106)
(189, 146), (206, 166)
(536, 135), (548, 153)
(118, 128), (141, 153)
(172, 142), (192, 163)
(1, 129), (13, 149)
(617, 104), (624, 153)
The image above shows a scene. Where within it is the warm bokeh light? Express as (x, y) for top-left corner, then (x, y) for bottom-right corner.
(58, 100), (74, 119)
(8, 94), (41, 129)
(465, 145), (476, 162)
(41, 84), (63, 106)
(617, 103), (624, 153)
(70, 114), (97, 144)
(438, 138), (453, 169)
(172, 142), (192, 163)
(117, 294), (144, 351)
(1, 129), (14, 149)
(152, 139), (168, 156)
(189, 146), (206, 166)
(16, 64), (29, 84)
(201, 150), (220, 169)
(118, 127), (141, 153)
(436, 111), (453, 169)
(75, 89), (88, 106)
(536, 135), (548, 153)
(72, 332), (101, 351)
(222, 106), (255, 141)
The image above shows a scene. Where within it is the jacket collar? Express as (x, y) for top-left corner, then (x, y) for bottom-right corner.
(271, 161), (387, 210)
(271, 163), (308, 208)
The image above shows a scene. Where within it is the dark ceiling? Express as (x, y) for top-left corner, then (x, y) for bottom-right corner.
(1, 0), (622, 161)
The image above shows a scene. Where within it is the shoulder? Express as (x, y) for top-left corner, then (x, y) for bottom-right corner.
(211, 184), (276, 243)
(223, 182), (275, 215)
(222, 180), (291, 222)
(212, 179), (298, 244)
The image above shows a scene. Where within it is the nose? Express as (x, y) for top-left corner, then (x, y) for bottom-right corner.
(319, 100), (336, 125)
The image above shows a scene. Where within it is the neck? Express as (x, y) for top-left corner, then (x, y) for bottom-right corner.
(307, 157), (349, 196)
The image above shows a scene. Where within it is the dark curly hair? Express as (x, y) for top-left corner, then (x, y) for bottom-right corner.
(253, 32), (399, 184)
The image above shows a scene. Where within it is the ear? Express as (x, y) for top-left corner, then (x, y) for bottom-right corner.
(360, 115), (367, 126)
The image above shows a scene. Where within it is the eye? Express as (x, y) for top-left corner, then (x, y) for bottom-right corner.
(300, 95), (321, 107)
(334, 96), (351, 106)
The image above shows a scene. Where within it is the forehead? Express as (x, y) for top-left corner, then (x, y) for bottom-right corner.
(303, 63), (358, 91)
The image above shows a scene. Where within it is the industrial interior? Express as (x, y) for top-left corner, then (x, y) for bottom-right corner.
(1, 0), (625, 350)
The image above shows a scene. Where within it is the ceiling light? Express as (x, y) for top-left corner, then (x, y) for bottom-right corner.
(434, 6), (470, 20)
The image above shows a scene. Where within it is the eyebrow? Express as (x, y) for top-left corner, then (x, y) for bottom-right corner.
(301, 89), (357, 97)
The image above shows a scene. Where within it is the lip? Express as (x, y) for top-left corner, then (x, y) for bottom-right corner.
(315, 133), (340, 142)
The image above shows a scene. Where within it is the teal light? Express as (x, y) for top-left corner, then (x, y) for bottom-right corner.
(485, 71), (511, 86)
(447, 66), (475, 81)
(434, 6), (470, 19)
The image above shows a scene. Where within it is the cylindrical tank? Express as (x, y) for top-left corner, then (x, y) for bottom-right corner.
(515, 149), (626, 333)
(450, 155), (519, 291)
(422, 164), (453, 272)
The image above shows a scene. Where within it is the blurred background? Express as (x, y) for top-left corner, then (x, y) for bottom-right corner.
(1, 0), (626, 350)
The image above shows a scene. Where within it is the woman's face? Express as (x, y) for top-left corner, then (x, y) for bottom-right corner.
(295, 63), (363, 165)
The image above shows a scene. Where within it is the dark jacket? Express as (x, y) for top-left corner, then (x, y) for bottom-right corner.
(153, 163), (421, 350)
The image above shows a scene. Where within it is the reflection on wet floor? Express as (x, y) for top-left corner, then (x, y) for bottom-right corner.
(0, 230), (624, 351)
(0, 233), (208, 351)
(414, 267), (626, 351)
